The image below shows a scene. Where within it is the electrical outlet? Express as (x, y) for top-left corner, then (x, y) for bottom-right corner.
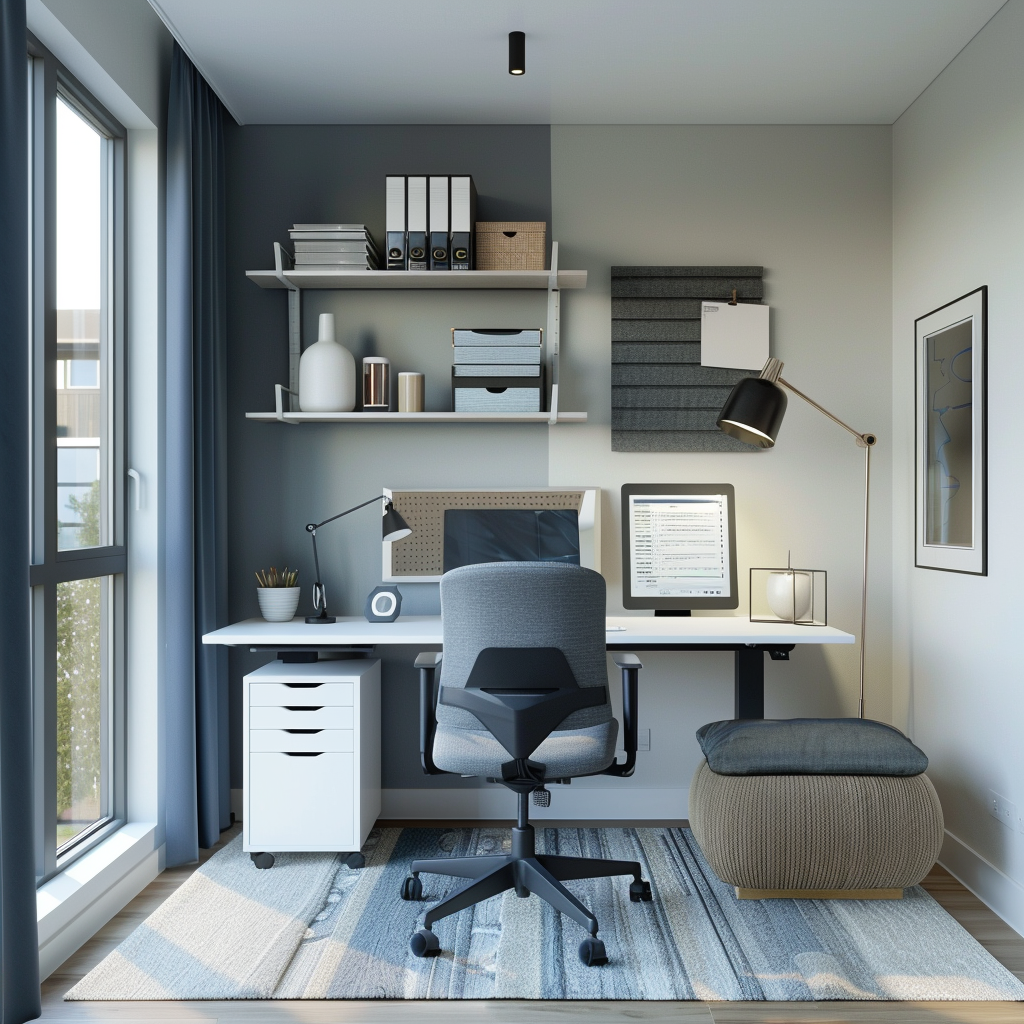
(638, 728), (651, 752)
(988, 790), (1018, 831)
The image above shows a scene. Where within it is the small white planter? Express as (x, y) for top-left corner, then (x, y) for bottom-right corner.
(257, 587), (301, 622)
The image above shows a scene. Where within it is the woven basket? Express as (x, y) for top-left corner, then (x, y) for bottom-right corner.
(475, 222), (546, 271)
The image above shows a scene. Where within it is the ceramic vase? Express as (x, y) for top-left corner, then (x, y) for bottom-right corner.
(299, 313), (356, 412)
(257, 586), (301, 622)
(766, 570), (812, 621)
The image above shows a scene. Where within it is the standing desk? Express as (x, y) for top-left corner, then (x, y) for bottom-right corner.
(203, 615), (855, 719)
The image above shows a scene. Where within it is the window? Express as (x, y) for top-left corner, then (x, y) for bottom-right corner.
(28, 36), (127, 881)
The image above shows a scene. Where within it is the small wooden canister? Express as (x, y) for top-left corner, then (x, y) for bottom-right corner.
(398, 372), (424, 412)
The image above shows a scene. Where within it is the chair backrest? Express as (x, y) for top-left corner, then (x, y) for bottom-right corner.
(437, 561), (611, 732)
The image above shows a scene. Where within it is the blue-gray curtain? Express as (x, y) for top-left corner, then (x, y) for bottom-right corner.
(165, 41), (230, 864)
(0, 1), (42, 1019)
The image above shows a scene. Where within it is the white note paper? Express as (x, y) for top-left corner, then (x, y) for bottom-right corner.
(700, 301), (769, 370)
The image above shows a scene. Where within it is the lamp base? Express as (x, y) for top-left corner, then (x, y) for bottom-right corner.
(305, 614), (337, 624)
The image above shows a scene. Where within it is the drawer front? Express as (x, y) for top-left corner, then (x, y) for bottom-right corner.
(249, 681), (353, 707)
(247, 751), (354, 851)
(249, 729), (354, 753)
(249, 705), (354, 730)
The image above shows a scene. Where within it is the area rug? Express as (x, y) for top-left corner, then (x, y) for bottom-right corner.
(66, 827), (1024, 1001)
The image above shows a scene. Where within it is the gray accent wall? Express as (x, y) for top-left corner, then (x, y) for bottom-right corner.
(224, 125), (553, 789)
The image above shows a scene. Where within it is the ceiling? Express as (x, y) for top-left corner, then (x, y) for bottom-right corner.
(148, 0), (1005, 126)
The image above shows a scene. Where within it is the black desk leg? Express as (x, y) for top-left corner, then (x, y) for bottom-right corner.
(734, 648), (765, 719)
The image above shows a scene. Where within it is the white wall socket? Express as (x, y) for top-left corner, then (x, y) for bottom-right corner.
(988, 790), (1022, 832)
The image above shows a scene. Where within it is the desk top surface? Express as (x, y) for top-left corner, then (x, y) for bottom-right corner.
(203, 615), (854, 647)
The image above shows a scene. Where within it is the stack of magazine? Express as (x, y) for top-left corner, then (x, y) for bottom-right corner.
(289, 224), (379, 271)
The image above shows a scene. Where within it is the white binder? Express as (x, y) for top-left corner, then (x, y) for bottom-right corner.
(385, 176), (405, 231)
(429, 176), (449, 232)
(407, 177), (427, 232)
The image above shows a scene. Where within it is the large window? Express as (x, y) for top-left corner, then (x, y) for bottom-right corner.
(28, 37), (127, 881)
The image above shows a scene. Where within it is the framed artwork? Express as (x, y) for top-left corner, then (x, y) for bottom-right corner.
(915, 287), (987, 574)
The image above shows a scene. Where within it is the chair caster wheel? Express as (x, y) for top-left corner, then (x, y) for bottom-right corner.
(578, 936), (608, 966)
(400, 875), (423, 901)
(630, 879), (653, 902)
(410, 928), (440, 958)
(345, 852), (365, 869)
(250, 852), (275, 870)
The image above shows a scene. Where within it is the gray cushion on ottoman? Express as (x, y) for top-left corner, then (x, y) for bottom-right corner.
(696, 718), (929, 776)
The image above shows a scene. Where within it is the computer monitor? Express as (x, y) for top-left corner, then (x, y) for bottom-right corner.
(621, 484), (738, 612)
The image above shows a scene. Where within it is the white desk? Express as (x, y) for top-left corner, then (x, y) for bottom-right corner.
(204, 615), (854, 719)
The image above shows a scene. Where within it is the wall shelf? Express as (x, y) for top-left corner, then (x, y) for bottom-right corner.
(246, 241), (586, 424)
(246, 410), (587, 424)
(246, 268), (587, 291)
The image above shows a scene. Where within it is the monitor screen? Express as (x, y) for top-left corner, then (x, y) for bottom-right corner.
(443, 509), (580, 573)
(621, 484), (738, 611)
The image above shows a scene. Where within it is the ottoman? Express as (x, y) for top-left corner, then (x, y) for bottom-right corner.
(688, 718), (944, 899)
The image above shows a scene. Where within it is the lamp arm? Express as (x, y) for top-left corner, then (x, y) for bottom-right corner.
(308, 494), (387, 533)
(776, 376), (876, 448)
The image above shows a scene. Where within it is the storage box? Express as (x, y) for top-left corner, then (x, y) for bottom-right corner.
(475, 222), (547, 271)
(453, 373), (545, 413)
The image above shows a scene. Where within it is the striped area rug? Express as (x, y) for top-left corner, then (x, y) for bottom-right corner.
(67, 827), (1024, 1001)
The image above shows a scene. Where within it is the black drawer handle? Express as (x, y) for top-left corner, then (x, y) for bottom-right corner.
(285, 706), (323, 711)
(283, 682), (322, 689)
(284, 751), (323, 757)
(285, 729), (322, 734)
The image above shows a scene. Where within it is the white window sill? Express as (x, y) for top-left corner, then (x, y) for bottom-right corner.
(37, 821), (160, 976)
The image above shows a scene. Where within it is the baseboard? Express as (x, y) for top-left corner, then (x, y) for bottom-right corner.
(381, 787), (687, 821)
(939, 829), (1024, 939)
(38, 832), (163, 980)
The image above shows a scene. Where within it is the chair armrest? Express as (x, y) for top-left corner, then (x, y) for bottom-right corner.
(602, 653), (641, 778)
(416, 651), (446, 775)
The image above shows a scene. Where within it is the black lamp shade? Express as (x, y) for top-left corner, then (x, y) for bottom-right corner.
(509, 31), (525, 75)
(717, 376), (788, 449)
(382, 502), (412, 542)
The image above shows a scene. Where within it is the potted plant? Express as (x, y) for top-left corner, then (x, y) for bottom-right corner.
(255, 566), (300, 622)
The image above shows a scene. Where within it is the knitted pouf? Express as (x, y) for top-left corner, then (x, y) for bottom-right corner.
(689, 759), (944, 897)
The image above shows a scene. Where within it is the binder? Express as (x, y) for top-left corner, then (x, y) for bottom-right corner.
(449, 175), (477, 271)
(407, 176), (428, 271)
(429, 176), (449, 270)
(385, 175), (406, 270)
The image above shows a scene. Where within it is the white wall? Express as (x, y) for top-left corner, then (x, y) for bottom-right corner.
(892, 0), (1024, 933)
(550, 126), (894, 812)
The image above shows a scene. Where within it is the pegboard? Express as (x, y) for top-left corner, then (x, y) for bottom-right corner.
(386, 489), (586, 578)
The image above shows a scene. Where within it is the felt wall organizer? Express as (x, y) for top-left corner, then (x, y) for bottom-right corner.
(610, 266), (765, 452)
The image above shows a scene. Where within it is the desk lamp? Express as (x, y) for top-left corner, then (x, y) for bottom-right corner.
(306, 497), (412, 624)
(717, 357), (877, 718)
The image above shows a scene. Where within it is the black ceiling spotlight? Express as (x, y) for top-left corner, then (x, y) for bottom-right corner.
(509, 31), (525, 76)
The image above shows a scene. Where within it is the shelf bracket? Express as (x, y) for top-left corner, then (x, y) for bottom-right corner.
(274, 383), (299, 424)
(275, 242), (301, 412)
(546, 241), (560, 425)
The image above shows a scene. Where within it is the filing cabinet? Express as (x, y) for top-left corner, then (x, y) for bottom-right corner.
(242, 658), (380, 868)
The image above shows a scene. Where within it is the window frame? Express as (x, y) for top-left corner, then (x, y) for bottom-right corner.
(27, 32), (128, 884)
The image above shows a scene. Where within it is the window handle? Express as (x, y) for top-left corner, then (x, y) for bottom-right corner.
(128, 468), (141, 511)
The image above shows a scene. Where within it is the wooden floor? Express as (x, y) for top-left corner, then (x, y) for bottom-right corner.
(39, 822), (1024, 1024)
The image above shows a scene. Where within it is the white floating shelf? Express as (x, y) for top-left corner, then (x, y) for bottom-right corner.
(245, 411), (587, 424)
(246, 268), (587, 291)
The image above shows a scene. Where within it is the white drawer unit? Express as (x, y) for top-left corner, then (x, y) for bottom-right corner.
(243, 658), (380, 869)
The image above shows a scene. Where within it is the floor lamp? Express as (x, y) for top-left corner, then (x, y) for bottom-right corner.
(717, 357), (877, 719)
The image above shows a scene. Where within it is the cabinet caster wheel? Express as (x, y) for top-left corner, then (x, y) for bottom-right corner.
(250, 852), (275, 870)
(629, 879), (653, 902)
(578, 936), (607, 966)
(401, 875), (423, 901)
(345, 852), (365, 869)
(410, 928), (440, 958)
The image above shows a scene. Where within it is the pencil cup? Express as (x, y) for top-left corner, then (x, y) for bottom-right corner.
(398, 372), (424, 412)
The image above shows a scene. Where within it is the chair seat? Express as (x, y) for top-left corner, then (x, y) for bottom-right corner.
(432, 719), (618, 778)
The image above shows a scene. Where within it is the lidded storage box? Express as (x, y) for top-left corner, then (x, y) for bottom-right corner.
(475, 222), (547, 271)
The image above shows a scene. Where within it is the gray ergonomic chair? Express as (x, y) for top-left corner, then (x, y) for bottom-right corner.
(403, 561), (650, 967)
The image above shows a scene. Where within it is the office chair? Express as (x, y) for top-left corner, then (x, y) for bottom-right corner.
(404, 561), (650, 967)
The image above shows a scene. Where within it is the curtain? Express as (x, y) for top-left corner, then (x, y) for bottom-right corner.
(165, 41), (230, 864)
(0, 0), (42, 1019)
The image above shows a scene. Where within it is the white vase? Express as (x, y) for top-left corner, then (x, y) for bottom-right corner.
(766, 571), (813, 621)
(298, 313), (356, 412)
(257, 587), (301, 622)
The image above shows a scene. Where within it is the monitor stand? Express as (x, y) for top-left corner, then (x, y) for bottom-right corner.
(655, 609), (691, 617)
